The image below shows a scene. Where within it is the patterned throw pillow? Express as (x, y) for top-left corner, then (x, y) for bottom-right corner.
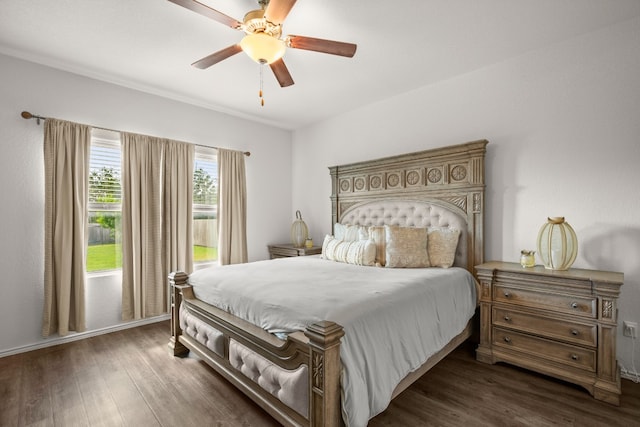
(322, 235), (376, 266)
(428, 228), (461, 268)
(384, 225), (430, 268)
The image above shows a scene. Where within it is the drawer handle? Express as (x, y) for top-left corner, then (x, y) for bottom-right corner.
(570, 302), (578, 309)
(503, 337), (511, 343)
(504, 292), (511, 298)
(571, 329), (579, 336)
(571, 354), (579, 361)
(504, 316), (511, 322)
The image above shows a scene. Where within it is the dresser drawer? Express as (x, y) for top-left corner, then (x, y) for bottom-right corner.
(492, 327), (596, 372)
(494, 285), (596, 318)
(270, 247), (300, 257)
(492, 307), (597, 347)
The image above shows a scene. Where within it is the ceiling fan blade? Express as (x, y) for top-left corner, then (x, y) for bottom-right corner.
(269, 59), (295, 87)
(264, 0), (297, 25)
(192, 44), (242, 69)
(288, 35), (357, 58)
(168, 0), (242, 29)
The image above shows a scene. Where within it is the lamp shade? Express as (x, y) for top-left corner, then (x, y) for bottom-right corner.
(240, 33), (286, 64)
(291, 210), (308, 248)
(536, 217), (578, 270)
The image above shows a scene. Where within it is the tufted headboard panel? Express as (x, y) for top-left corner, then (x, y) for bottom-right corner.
(340, 200), (468, 267)
(329, 140), (488, 274)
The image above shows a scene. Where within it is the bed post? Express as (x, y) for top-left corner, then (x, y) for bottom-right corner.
(168, 271), (190, 356)
(305, 321), (345, 427)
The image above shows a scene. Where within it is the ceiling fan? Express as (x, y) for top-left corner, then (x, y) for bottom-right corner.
(168, 0), (357, 89)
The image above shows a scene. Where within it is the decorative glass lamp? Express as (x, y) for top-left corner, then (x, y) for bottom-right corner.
(290, 210), (308, 248)
(240, 33), (286, 64)
(536, 217), (578, 270)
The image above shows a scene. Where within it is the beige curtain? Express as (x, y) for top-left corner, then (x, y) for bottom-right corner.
(42, 119), (91, 336)
(163, 140), (194, 284)
(218, 148), (248, 265)
(121, 133), (164, 320)
(122, 134), (194, 320)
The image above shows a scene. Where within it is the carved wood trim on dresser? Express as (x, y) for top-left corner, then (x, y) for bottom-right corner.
(475, 261), (624, 405)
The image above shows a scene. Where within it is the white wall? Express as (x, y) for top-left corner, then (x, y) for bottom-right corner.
(292, 17), (640, 376)
(0, 54), (292, 354)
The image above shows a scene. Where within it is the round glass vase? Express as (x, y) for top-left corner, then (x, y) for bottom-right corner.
(536, 217), (578, 270)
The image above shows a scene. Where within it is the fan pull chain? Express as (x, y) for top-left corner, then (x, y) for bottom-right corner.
(259, 62), (265, 107)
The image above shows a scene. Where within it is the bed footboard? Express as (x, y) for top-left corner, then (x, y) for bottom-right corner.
(167, 271), (345, 427)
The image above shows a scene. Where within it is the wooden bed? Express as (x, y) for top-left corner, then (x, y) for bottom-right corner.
(168, 139), (488, 426)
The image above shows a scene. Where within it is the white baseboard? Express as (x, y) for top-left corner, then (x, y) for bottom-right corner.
(621, 367), (640, 383)
(0, 314), (170, 358)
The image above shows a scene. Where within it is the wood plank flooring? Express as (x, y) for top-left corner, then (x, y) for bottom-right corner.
(1, 321), (638, 426)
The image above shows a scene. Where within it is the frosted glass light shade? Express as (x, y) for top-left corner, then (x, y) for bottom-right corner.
(240, 33), (286, 64)
(291, 210), (308, 248)
(536, 217), (578, 270)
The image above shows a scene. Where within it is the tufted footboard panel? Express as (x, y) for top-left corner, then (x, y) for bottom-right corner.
(229, 339), (309, 418)
(180, 303), (224, 357)
(179, 301), (310, 418)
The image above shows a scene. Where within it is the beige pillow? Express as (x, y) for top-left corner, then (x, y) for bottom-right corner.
(333, 223), (361, 241)
(365, 226), (386, 267)
(428, 228), (461, 268)
(322, 235), (376, 266)
(384, 225), (430, 268)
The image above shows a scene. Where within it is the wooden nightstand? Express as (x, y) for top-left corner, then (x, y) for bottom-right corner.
(268, 243), (322, 259)
(475, 261), (623, 405)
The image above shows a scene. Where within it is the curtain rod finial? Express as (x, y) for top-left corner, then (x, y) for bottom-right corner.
(21, 111), (45, 124)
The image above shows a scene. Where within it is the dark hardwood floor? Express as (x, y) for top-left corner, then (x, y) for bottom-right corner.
(1, 321), (638, 426)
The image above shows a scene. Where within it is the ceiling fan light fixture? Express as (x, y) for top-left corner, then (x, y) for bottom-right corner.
(240, 32), (286, 64)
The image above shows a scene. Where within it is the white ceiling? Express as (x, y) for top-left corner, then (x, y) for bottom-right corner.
(1, 0), (639, 130)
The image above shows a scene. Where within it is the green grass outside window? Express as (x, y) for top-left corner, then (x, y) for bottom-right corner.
(86, 244), (217, 272)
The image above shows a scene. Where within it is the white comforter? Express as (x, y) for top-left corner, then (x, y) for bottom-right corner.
(188, 256), (477, 427)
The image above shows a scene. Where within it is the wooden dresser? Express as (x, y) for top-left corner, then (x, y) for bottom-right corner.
(475, 261), (623, 405)
(268, 243), (322, 259)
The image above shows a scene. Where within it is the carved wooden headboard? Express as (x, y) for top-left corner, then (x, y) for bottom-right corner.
(328, 140), (488, 273)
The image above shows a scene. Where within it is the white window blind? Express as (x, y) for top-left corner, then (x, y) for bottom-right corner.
(89, 130), (121, 209)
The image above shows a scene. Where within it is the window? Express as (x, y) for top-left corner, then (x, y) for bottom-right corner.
(86, 137), (216, 270)
(193, 146), (218, 264)
(87, 129), (122, 272)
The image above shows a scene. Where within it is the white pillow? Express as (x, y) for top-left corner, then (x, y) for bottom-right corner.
(427, 227), (461, 268)
(333, 223), (361, 241)
(384, 225), (430, 268)
(333, 222), (361, 242)
(362, 226), (386, 267)
(322, 235), (376, 266)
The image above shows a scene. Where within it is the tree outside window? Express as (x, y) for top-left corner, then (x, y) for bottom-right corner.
(193, 149), (218, 263)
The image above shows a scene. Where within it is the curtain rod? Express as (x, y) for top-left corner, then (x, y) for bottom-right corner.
(20, 111), (250, 156)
